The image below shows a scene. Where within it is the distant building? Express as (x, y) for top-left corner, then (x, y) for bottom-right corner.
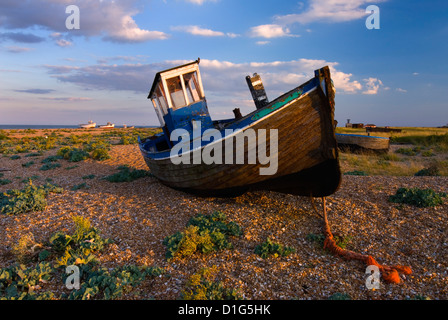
(345, 119), (364, 128)
(365, 124), (376, 128)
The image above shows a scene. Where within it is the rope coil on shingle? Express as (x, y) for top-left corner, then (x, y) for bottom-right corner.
(312, 197), (412, 284)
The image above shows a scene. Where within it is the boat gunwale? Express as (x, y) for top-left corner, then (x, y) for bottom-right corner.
(335, 133), (390, 140)
(139, 84), (318, 161)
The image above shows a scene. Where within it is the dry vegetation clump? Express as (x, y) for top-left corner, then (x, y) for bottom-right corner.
(337, 127), (448, 177)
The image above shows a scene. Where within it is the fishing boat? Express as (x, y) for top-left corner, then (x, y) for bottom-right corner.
(138, 59), (341, 197)
(336, 133), (390, 153)
(79, 120), (96, 128)
(98, 122), (115, 129)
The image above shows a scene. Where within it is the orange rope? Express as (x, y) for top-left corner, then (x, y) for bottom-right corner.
(320, 197), (412, 284)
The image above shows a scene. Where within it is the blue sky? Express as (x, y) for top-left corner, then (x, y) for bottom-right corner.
(1, 0), (447, 127)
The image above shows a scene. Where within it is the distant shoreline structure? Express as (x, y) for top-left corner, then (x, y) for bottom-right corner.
(0, 124), (158, 130)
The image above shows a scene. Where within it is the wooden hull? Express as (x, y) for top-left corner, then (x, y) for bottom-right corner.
(366, 127), (402, 133)
(139, 67), (341, 197)
(336, 133), (390, 153)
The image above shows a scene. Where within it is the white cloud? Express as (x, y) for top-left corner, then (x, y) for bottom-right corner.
(226, 33), (240, 38)
(158, 58), (366, 97)
(184, 0), (217, 4)
(0, 0), (169, 43)
(42, 58), (375, 117)
(172, 25), (221, 37)
(362, 77), (383, 95)
(96, 55), (150, 64)
(332, 70), (363, 93)
(50, 32), (73, 47)
(55, 39), (72, 47)
(275, 0), (387, 25)
(171, 25), (239, 38)
(40, 57), (389, 123)
(104, 14), (169, 42)
(5, 46), (34, 53)
(40, 97), (93, 102)
(396, 88), (407, 93)
(249, 24), (298, 38)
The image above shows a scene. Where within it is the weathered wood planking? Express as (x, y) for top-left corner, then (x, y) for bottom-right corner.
(140, 65), (341, 197)
(336, 133), (390, 154)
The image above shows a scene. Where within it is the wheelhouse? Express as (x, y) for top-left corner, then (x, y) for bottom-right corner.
(147, 59), (213, 150)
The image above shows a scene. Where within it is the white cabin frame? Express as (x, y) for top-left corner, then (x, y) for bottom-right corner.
(149, 61), (205, 126)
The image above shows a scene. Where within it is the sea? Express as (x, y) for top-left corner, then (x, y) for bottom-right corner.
(0, 124), (155, 130)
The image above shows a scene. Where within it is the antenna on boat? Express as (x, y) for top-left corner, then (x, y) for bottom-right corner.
(246, 73), (269, 110)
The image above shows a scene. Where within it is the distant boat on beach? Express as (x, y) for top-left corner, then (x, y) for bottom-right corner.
(98, 122), (115, 129)
(79, 120), (96, 129)
(336, 133), (390, 153)
(138, 59), (341, 197)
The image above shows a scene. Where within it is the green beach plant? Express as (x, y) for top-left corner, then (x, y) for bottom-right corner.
(0, 130), (9, 140)
(39, 163), (61, 171)
(22, 161), (35, 168)
(0, 178), (12, 185)
(50, 215), (113, 267)
(70, 183), (89, 191)
(389, 187), (446, 208)
(12, 233), (42, 264)
(57, 146), (89, 162)
(344, 170), (368, 176)
(104, 165), (150, 182)
(329, 292), (352, 300)
(0, 262), (54, 300)
(180, 266), (243, 300)
(1, 215), (165, 300)
(41, 155), (63, 163)
(67, 265), (165, 300)
(254, 237), (295, 259)
(163, 211), (242, 260)
(25, 152), (42, 157)
(91, 147), (110, 161)
(0, 182), (63, 215)
(306, 233), (351, 251)
(415, 165), (440, 176)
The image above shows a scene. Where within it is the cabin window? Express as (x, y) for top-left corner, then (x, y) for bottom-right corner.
(155, 85), (168, 115)
(151, 98), (165, 126)
(183, 71), (201, 104)
(166, 76), (187, 110)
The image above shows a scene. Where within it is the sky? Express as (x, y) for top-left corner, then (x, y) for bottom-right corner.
(0, 0), (447, 127)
